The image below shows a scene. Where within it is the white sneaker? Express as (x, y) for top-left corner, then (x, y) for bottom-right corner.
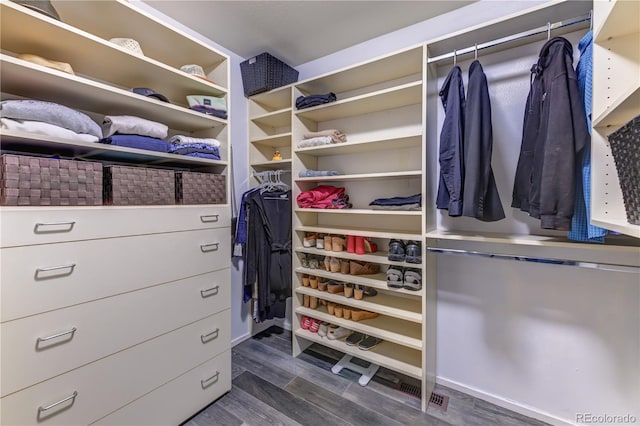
(327, 326), (351, 340)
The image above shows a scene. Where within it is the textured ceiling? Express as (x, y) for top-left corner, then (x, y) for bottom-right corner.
(144, 1), (475, 66)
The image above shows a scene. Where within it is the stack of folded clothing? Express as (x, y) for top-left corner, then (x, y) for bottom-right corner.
(186, 95), (227, 119)
(295, 92), (337, 110)
(101, 115), (170, 152)
(168, 135), (221, 160)
(298, 170), (341, 177)
(369, 193), (422, 211)
(297, 185), (351, 209)
(296, 129), (347, 149)
(0, 99), (102, 143)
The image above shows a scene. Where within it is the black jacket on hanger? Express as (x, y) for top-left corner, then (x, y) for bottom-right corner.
(436, 65), (465, 216)
(512, 37), (588, 230)
(462, 60), (505, 222)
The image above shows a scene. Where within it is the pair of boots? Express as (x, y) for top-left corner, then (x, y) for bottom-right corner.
(346, 235), (377, 255)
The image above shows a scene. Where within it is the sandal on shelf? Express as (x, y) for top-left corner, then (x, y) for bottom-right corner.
(334, 305), (344, 318)
(349, 260), (380, 275)
(332, 235), (345, 252)
(301, 255), (310, 269)
(324, 235), (333, 251)
(316, 233), (325, 250)
(344, 283), (354, 298)
(327, 281), (344, 294)
(303, 294), (310, 308)
(343, 306), (352, 320)
(358, 335), (382, 350)
(318, 278), (328, 291)
(345, 332), (366, 346)
(403, 268), (422, 291)
(387, 267), (404, 289)
(354, 236), (365, 255)
(405, 240), (422, 264)
(303, 232), (317, 248)
(327, 302), (337, 315)
(340, 259), (350, 274)
(309, 296), (319, 309)
(330, 257), (341, 273)
(309, 275), (319, 289)
(388, 239), (406, 262)
(347, 235), (356, 253)
(323, 256), (331, 271)
(308, 256), (320, 269)
(302, 274), (310, 287)
(350, 310), (379, 322)
(363, 237), (378, 254)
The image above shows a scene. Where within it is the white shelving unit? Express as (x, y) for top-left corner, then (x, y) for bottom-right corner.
(591, 0), (640, 238)
(0, 1), (232, 424)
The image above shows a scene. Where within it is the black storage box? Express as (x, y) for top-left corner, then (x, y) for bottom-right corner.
(608, 114), (640, 225)
(240, 52), (299, 97)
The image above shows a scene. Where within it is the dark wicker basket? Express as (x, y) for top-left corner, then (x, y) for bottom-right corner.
(608, 114), (640, 225)
(104, 165), (175, 205)
(176, 171), (226, 205)
(0, 154), (102, 206)
(240, 52), (299, 97)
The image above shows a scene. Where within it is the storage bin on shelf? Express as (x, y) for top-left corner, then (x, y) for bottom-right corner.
(104, 165), (175, 205)
(176, 171), (226, 204)
(240, 52), (299, 97)
(0, 153), (103, 206)
(608, 114), (640, 225)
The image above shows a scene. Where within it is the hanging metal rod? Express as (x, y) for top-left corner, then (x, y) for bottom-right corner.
(427, 247), (639, 273)
(427, 12), (591, 64)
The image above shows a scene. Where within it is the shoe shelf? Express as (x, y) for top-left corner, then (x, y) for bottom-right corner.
(1, 2), (228, 100)
(294, 81), (422, 122)
(296, 246), (422, 269)
(295, 287), (422, 323)
(250, 133), (293, 148)
(294, 134), (422, 156)
(295, 305), (422, 350)
(295, 208), (422, 216)
(0, 55), (227, 133)
(296, 225), (421, 241)
(295, 267), (423, 297)
(295, 170), (422, 183)
(294, 329), (422, 380)
(250, 109), (292, 129)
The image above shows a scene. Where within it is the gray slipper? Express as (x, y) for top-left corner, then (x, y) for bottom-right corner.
(387, 267), (403, 288)
(403, 268), (422, 291)
(358, 335), (382, 350)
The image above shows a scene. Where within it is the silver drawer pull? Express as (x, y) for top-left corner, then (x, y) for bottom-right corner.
(37, 327), (77, 343)
(200, 214), (219, 223)
(200, 243), (220, 252)
(38, 391), (78, 414)
(200, 285), (220, 298)
(36, 264), (76, 273)
(201, 371), (220, 388)
(34, 221), (76, 233)
(201, 328), (220, 343)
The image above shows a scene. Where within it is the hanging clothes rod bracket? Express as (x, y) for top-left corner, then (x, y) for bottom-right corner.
(426, 247), (639, 273)
(426, 13), (591, 64)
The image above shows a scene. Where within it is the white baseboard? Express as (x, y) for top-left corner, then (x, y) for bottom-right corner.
(231, 332), (252, 347)
(435, 377), (576, 426)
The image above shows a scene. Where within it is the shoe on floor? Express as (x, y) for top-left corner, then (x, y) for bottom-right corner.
(327, 326), (351, 340)
(387, 239), (406, 262)
(405, 240), (422, 264)
(345, 331), (366, 346)
(387, 266), (404, 288)
(403, 268), (422, 291)
(358, 335), (382, 350)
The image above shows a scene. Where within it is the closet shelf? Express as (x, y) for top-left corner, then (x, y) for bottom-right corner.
(294, 134), (422, 156)
(250, 133), (293, 148)
(591, 219), (640, 241)
(249, 86), (294, 111)
(295, 306), (422, 350)
(295, 267), (424, 297)
(0, 130), (227, 171)
(295, 171), (422, 183)
(296, 287), (422, 323)
(592, 86), (640, 129)
(0, 55), (226, 132)
(594, 0), (640, 42)
(295, 208), (422, 216)
(296, 246), (423, 269)
(250, 159), (292, 169)
(296, 225), (421, 240)
(294, 329), (422, 380)
(250, 109), (292, 128)
(294, 81), (422, 122)
(0, 2), (227, 100)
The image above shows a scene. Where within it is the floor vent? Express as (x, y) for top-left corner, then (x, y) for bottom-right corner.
(396, 381), (422, 399)
(428, 392), (449, 412)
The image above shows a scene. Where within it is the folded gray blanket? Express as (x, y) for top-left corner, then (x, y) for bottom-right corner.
(102, 115), (168, 139)
(0, 99), (102, 138)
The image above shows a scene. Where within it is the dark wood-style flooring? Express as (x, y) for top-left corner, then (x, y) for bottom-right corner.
(183, 326), (549, 426)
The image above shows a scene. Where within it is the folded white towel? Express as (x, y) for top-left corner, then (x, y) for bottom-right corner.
(168, 135), (221, 147)
(102, 115), (168, 139)
(303, 129), (346, 143)
(1, 118), (99, 143)
(297, 136), (334, 148)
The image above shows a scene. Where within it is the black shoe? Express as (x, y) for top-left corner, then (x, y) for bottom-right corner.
(358, 335), (382, 350)
(403, 268), (422, 291)
(345, 332), (366, 346)
(388, 239), (406, 261)
(405, 240), (422, 264)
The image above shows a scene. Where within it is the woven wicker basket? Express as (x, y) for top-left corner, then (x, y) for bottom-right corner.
(240, 52), (298, 97)
(0, 154), (102, 206)
(177, 171), (226, 205)
(608, 114), (640, 225)
(104, 165), (175, 205)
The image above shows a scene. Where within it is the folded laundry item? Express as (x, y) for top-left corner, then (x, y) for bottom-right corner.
(102, 115), (168, 139)
(168, 142), (220, 160)
(296, 136), (333, 148)
(131, 87), (170, 103)
(0, 99), (102, 138)
(182, 152), (220, 160)
(168, 135), (221, 147)
(298, 170), (340, 177)
(296, 92), (337, 110)
(186, 95), (227, 112)
(371, 203), (421, 211)
(303, 129), (347, 143)
(190, 105), (227, 119)
(100, 134), (170, 152)
(17, 53), (74, 75)
(297, 185), (351, 209)
(1, 117), (99, 143)
(369, 193), (422, 206)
